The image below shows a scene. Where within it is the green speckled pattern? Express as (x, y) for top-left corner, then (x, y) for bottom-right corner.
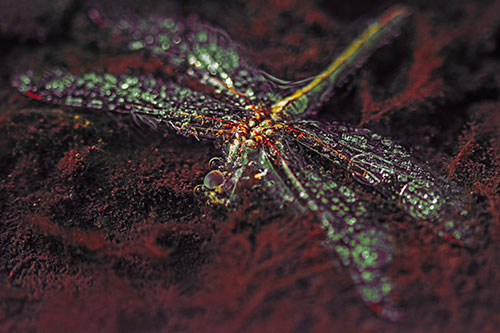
(11, 6), (475, 321)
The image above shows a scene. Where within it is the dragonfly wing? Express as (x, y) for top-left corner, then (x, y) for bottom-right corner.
(285, 120), (474, 246)
(88, 10), (280, 107)
(12, 68), (247, 141)
(257, 135), (400, 321)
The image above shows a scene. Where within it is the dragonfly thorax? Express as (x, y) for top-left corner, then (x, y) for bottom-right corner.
(233, 117), (278, 149)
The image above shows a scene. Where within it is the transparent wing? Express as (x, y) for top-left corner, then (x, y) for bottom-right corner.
(284, 120), (474, 246)
(89, 10), (281, 108)
(256, 135), (400, 321)
(12, 68), (248, 141)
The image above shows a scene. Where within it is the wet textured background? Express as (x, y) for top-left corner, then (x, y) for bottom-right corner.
(1, 0), (499, 331)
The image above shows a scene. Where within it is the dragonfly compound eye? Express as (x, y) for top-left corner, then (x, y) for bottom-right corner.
(203, 170), (225, 189)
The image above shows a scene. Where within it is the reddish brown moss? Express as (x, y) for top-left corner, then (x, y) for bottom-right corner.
(1, 0), (500, 331)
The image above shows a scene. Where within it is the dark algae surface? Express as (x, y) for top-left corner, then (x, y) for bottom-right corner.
(1, 0), (500, 331)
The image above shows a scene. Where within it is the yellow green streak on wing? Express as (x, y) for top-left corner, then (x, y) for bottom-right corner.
(271, 6), (412, 118)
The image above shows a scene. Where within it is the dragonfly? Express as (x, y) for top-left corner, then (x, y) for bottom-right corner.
(12, 5), (474, 321)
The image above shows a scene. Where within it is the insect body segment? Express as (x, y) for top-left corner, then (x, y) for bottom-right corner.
(12, 5), (475, 320)
(271, 6), (412, 120)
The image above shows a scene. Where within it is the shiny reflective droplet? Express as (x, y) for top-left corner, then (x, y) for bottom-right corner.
(193, 184), (205, 197)
(208, 157), (224, 169)
(203, 170), (224, 189)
